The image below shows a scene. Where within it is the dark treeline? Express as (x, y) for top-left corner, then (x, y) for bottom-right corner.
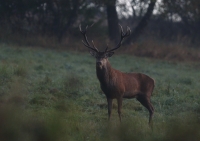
(0, 0), (199, 46)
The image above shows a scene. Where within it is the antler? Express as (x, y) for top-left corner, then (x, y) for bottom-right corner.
(79, 24), (99, 52)
(106, 24), (131, 52)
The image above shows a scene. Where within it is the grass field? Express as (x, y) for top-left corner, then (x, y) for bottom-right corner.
(0, 43), (200, 141)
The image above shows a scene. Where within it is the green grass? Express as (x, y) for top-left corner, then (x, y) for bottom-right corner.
(0, 43), (200, 141)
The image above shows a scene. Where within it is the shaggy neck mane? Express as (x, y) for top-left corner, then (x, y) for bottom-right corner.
(96, 60), (113, 85)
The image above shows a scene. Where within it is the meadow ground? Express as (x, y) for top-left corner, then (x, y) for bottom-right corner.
(0, 43), (200, 141)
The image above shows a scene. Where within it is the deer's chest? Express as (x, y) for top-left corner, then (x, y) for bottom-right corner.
(99, 77), (124, 98)
(96, 67), (124, 98)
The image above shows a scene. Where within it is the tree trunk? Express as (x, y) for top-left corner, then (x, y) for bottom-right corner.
(124, 0), (156, 45)
(58, 0), (79, 41)
(106, 0), (120, 45)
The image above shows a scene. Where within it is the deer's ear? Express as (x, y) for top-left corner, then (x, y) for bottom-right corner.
(106, 52), (114, 58)
(89, 50), (97, 57)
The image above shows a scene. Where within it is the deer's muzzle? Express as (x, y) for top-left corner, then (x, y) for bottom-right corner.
(96, 62), (102, 66)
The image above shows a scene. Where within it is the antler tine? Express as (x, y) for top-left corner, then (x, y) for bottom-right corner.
(79, 24), (86, 34)
(104, 43), (109, 52)
(90, 22), (95, 27)
(79, 24), (82, 32)
(126, 26), (131, 36)
(79, 24), (98, 52)
(106, 24), (131, 52)
(119, 24), (124, 36)
(127, 26), (131, 32)
(92, 40), (99, 52)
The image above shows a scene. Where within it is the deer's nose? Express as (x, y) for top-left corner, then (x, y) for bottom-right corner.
(96, 61), (102, 66)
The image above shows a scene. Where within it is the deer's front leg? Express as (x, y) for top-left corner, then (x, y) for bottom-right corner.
(117, 97), (123, 122)
(107, 98), (113, 121)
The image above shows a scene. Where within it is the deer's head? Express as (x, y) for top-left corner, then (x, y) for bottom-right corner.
(79, 24), (131, 69)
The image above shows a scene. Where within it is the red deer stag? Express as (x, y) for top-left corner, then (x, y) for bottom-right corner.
(79, 24), (155, 125)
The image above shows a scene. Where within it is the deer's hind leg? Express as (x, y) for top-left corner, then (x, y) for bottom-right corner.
(136, 95), (154, 125)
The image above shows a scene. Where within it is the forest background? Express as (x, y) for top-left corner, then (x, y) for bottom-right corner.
(1, 0), (200, 60)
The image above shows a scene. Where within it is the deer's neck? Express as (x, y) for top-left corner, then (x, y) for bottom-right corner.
(96, 60), (113, 85)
